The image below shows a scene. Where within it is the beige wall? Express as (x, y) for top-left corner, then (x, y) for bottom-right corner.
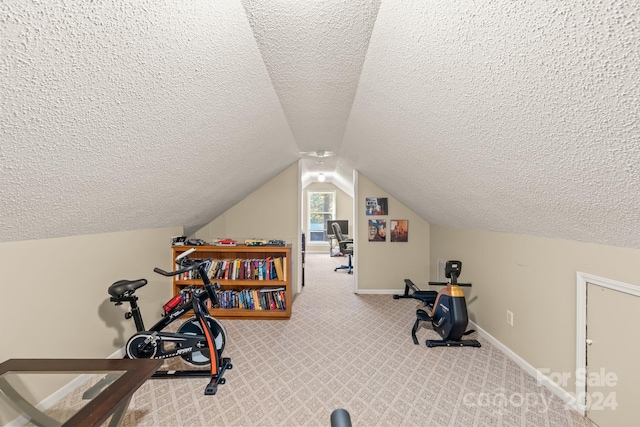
(429, 225), (640, 393)
(302, 181), (353, 253)
(0, 226), (180, 420)
(356, 173), (430, 291)
(194, 163), (300, 289)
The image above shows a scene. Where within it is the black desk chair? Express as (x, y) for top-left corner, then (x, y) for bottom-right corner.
(332, 222), (353, 274)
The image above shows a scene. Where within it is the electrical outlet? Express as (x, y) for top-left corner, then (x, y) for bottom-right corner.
(507, 310), (514, 326)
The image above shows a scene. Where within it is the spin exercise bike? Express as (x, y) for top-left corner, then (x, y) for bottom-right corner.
(107, 248), (232, 395)
(396, 260), (481, 348)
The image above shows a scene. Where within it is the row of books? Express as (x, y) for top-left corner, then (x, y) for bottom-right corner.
(177, 257), (286, 282)
(216, 287), (286, 311)
(175, 286), (286, 311)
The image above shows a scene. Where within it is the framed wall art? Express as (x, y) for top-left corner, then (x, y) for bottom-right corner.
(365, 197), (388, 216)
(390, 220), (408, 242)
(368, 219), (386, 242)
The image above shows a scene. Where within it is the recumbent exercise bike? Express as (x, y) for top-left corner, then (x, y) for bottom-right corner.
(107, 248), (232, 395)
(394, 260), (481, 348)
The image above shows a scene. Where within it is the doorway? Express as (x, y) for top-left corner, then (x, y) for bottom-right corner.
(301, 180), (355, 292)
(576, 272), (640, 426)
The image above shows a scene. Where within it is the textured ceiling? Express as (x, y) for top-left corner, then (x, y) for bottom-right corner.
(343, 0), (640, 248)
(1, 0), (299, 240)
(241, 0), (380, 191)
(1, 0), (639, 248)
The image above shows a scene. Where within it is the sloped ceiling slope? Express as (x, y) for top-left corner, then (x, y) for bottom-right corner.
(1, 1), (299, 242)
(241, 0), (380, 192)
(2, 1), (639, 250)
(343, 0), (640, 248)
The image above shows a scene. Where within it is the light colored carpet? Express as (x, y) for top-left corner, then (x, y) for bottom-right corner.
(48, 253), (593, 426)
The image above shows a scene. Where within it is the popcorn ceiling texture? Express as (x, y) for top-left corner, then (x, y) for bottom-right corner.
(241, 0), (381, 189)
(1, 1), (299, 241)
(242, 0), (380, 155)
(343, 0), (640, 248)
(1, 0), (639, 248)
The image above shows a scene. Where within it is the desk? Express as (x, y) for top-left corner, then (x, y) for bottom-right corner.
(0, 358), (161, 427)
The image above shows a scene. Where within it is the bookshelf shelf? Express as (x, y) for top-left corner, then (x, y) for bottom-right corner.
(175, 279), (288, 288)
(172, 244), (292, 320)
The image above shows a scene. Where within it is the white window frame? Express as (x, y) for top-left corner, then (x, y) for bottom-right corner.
(307, 191), (336, 243)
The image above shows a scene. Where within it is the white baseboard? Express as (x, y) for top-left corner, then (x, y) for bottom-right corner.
(469, 320), (581, 413)
(109, 348), (126, 359)
(355, 288), (399, 295)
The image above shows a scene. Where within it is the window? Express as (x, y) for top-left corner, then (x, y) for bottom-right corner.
(308, 191), (335, 242)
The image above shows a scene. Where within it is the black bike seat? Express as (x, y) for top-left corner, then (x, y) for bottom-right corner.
(108, 279), (148, 298)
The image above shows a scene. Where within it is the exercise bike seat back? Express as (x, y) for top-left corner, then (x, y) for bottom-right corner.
(413, 289), (437, 306)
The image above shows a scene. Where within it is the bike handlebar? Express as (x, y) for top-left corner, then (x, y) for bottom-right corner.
(154, 248), (205, 277)
(154, 258), (209, 277)
(154, 254), (220, 308)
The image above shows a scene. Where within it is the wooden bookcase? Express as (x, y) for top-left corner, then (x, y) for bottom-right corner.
(172, 244), (291, 320)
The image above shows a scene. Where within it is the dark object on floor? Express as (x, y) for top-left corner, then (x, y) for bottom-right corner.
(393, 278), (438, 304)
(405, 261), (481, 348)
(330, 408), (352, 427)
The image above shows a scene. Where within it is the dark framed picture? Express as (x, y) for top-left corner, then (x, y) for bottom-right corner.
(368, 219), (386, 242)
(365, 197), (388, 216)
(390, 220), (408, 242)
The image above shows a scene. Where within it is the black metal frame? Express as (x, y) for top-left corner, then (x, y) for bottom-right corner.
(396, 261), (481, 349)
(110, 257), (232, 395)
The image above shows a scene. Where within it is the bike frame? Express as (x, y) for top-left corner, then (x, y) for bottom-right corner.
(123, 258), (230, 395)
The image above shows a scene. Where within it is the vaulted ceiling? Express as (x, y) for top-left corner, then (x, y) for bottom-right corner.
(2, 1), (639, 248)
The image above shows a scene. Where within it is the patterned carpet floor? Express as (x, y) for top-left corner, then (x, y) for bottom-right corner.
(46, 253), (593, 426)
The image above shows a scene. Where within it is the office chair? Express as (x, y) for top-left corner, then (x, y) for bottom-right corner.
(332, 222), (353, 274)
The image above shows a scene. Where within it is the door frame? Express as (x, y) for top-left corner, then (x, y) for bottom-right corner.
(575, 272), (640, 414)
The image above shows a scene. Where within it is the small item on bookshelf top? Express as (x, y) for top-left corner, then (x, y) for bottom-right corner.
(267, 239), (286, 246)
(245, 239), (267, 246)
(214, 238), (237, 246)
(186, 238), (206, 246)
(172, 235), (187, 246)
